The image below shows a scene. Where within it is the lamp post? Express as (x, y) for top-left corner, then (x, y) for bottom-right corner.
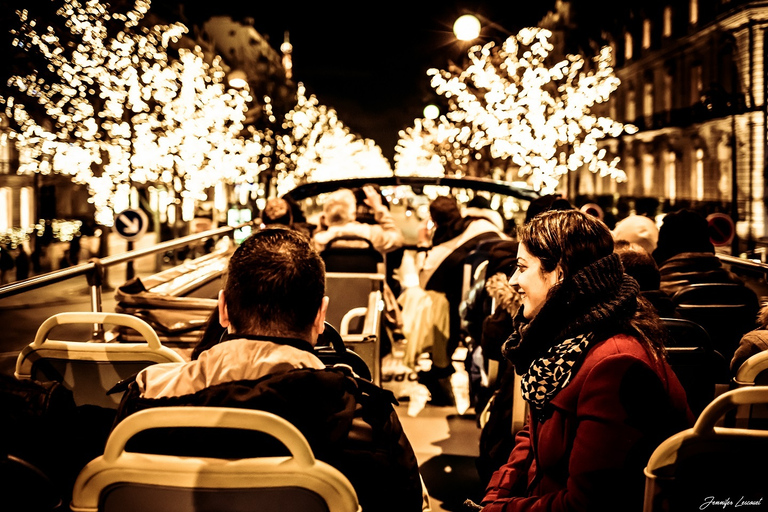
(453, 14), (481, 41)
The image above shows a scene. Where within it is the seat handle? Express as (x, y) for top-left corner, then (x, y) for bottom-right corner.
(694, 387), (768, 435)
(104, 407), (315, 466)
(32, 312), (162, 349)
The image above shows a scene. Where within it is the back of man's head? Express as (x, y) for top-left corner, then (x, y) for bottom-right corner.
(652, 208), (714, 265)
(224, 228), (325, 337)
(323, 189), (357, 226)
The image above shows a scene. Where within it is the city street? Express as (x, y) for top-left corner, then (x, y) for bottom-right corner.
(0, 269), (146, 377)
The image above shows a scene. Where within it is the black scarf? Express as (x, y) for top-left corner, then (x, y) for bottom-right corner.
(502, 253), (640, 420)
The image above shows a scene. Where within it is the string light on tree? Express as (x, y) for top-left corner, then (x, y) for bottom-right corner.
(2, 0), (259, 226)
(250, 83), (392, 196)
(426, 27), (634, 192)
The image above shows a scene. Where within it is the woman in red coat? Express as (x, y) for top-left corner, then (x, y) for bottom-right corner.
(478, 209), (693, 512)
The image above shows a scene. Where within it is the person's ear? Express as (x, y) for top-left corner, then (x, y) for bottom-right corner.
(218, 290), (231, 330)
(312, 296), (330, 339)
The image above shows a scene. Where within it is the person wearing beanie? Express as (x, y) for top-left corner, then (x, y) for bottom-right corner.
(412, 194), (506, 405)
(612, 214), (659, 255)
(475, 209), (692, 511)
(524, 194), (573, 224)
(463, 195), (505, 231)
(652, 209), (742, 296)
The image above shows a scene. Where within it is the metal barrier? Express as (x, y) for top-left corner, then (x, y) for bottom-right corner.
(718, 254), (768, 301)
(0, 222), (254, 312)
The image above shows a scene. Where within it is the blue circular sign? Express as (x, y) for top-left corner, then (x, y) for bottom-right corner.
(113, 209), (149, 241)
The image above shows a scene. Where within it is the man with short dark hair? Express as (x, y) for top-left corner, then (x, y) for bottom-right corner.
(135, 228), (329, 398)
(115, 228), (424, 512)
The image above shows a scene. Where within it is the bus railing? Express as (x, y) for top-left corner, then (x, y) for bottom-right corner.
(0, 222), (254, 313)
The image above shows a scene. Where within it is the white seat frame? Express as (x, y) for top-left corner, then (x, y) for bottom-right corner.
(70, 407), (361, 512)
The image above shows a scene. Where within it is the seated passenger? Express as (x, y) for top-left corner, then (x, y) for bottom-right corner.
(113, 228), (424, 512)
(652, 209), (743, 296)
(614, 240), (677, 318)
(261, 196), (312, 238)
(414, 195), (506, 404)
(462, 195), (505, 232)
(474, 210), (693, 511)
(612, 213), (659, 256)
(312, 185), (404, 254)
(730, 303), (768, 375)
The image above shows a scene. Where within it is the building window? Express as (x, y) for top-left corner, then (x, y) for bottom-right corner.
(665, 151), (677, 200)
(690, 0), (698, 25)
(625, 31), (633, 61)
(0, 188), (10, 232)
(626, 88), (637, 121)
(20, 186), (33, 230)
(643, 81), (654, 120)
(691, 64), (703, 105)
(663, 72), (673, 111)
(663, 6), (673, 37)
(695, 148), (705, 200)
(642, 153), (655, 196)
(643, 20), (652, 49)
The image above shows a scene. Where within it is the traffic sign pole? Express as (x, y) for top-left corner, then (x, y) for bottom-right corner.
(113, 209), (148, 282)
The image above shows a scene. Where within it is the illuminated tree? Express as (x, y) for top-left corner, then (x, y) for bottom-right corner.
(425, 27), (635, 192)
(252, 84), (392, 197)
(1, 0), (258, 226)
(393, 117), (456, 178)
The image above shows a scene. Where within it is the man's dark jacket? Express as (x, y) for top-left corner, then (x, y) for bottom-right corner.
(114, 366), (424, 512)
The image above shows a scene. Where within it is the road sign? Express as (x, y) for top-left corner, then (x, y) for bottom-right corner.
(580, 203), (604, 220)
(707, 213), (735, 247)
(113, 209), (149, 241)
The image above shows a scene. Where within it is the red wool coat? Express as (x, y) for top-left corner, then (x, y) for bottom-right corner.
(482, 334), (694, 512)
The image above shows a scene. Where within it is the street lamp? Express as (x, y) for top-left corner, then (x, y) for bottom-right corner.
(453, 14), (481, 41)
(423, 104), (440, 120)
(227, 69), (248, 89)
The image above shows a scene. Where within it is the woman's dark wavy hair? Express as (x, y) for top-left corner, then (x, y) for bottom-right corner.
(520, 209), (667, 360)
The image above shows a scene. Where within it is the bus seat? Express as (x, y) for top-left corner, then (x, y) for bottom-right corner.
(661, 317), (730, 417)
(15, 312), (184, 409)
(320, 236), (385, 274)
(643, 387), (768, 512)
(315, 322), (373, 381)
(320, 236), (386, 385)
(69, 407), (361, 512)
(0, 453), (62, 512)
(732, 349), (768, 428)
(671, 283), (760, 362)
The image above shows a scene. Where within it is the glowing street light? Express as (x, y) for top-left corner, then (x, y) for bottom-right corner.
(228, 69), (249, 89)
(453, 14), (481, 41)
(423, 104), (440, 120)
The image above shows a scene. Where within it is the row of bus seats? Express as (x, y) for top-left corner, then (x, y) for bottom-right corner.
(14, 312), (374, 410)
(7, 310), (386, 512)
(319, 236), (386, 385)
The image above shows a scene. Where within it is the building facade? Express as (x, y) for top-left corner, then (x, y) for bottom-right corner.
(595, 0), (768, 251)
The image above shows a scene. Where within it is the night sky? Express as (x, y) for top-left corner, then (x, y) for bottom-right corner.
(155, 1), (556, 164)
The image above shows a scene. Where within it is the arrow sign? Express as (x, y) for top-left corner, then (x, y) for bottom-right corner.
(113, 209), (149, 241)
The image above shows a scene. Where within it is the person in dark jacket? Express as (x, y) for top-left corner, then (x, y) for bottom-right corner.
(414, 194), (506, 404)
(614, 240), (677, 318)
(475, 209), (693, 512)
(114, 227), (424, 512)
(652, 208), (742, 296)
